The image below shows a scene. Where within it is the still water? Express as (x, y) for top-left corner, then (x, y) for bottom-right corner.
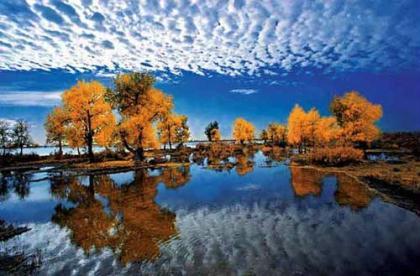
(1, 152), (419, 275)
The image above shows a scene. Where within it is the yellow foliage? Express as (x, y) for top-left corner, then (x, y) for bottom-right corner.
(110, 73), (173, 159)
(287, 105), (320, 150)
(65, 122), (85, 150)
(45, 106), (68, 147)
(307, 146), (364, 165)
(331, 91), (382, 144)
(266, 123), (287, 144)
(62, 81), (116, 151)
(314, 116), (342, 146)
(210, 128), (221, 141)
(157, 113), (190, 149)
(232, 118), (255, 144)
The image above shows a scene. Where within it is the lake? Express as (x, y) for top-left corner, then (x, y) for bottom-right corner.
(1, 152), (419, 275)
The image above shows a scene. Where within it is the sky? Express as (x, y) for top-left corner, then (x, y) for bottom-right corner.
(0, 0), (419, 143)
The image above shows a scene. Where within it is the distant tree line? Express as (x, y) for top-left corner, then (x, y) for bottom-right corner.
(204, 91), (382, 155)
(0, 119), (32, 156)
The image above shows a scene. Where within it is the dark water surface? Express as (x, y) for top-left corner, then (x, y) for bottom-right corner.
(1, 152), (419, 275)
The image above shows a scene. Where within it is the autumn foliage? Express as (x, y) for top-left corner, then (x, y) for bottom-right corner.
(285, 91), (382, 163)
(330, 91), (382, 146)
(109, 72), (174, 160)
(62, 81), (116, 161)
(232, 118), (255, 144)
(157, 114), (190, 149)
(43, 73), (381, 166)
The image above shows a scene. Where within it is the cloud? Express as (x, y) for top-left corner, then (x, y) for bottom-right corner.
(0, 0), (418, 75)
(0, 118), (17, 126)
(6, 201), (420, 275)
(0, 91), (62, 106)
(230, 88), (258, 95)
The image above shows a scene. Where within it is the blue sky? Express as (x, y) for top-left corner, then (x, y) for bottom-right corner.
(0, 0), (419, 143)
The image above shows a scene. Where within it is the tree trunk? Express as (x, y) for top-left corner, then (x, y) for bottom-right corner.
(87, 134), (94, 162)
(86, 111), (94, 163)
(168, 126), (172, 150)
(77, 147), (80, 156)
(20, 144), (23, 156)
(135, 147), (144, 161)
(58, 139), (63, 156)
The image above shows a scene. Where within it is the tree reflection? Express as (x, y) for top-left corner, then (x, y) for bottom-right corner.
(160, 166), (191, 188)
(235, 153), (254, 176)
(0, 170), (32, 200)
(51, 166), (191, 265)
(334, 175), (374, 210)
(290, 167), (323, 197)
(262, 146), (285, 163)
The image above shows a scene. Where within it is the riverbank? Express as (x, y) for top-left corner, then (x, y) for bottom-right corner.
(1, 145), (419, 196)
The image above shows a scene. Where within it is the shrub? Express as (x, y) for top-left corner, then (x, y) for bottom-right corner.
(306, 146), (364, 166)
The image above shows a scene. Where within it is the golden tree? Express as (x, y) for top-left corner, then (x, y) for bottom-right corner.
(158, 114), (190, 150)
(232, 118), (255, 144)
(210, 128), (221, 141)
(64, 123), (85, 155)
(330, 91), (382, 146)
(314, 116), (342, 147)
(108, 72), (173, 161)
(266, 123), (287, 145)
(45, 106), (68, 155)
(287, 105), (320, 152)
(62, 81), (116, 162)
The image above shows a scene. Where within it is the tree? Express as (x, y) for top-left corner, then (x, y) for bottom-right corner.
(210, 128), (221, 142)
(205, 121), (219, 142)
(45, 107), (68, 155)
(260, 129), (268, 144)
(266, 123), (287, 146)
(0, 120), (11, 156)
(330, 91), (382, 146)
(65, 123), (85, 155)
(232, 118), (255, 144)
(11, 120), (31, 156)
(158, 114), (190, 150)
(287, 105), (320, 152)
(62, 81), (116, 162)
(108, 72), (173, 161)
(314, 116), (341, 147)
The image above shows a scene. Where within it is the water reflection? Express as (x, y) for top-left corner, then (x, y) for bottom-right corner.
(290, 167), (323, 197)
(50, 167), (191, 264)
(335, 175), (375, 210)
(235, 152), (254, 176)
(0, 170), (32, 200)
(1, 157), (420, 274)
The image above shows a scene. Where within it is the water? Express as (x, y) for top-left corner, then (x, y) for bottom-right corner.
(1, 152), (419, 275)
(8, 146), (104, 156)
(10, 142), (203, 156)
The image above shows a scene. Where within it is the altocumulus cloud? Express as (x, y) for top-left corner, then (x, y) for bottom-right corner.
(0, 0), (419, 76)
(0, 91), (62, 106)
(230, 89), (258, 95)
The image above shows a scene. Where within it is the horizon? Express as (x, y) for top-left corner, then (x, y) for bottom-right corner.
(1, 0), (420, 144)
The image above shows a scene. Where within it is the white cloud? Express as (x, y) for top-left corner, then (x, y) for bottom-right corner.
(0, 0), (418, 76)
(0, 118), (17, 126)
(0, 91), (62, 106)
(230, 88), (258, 95)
